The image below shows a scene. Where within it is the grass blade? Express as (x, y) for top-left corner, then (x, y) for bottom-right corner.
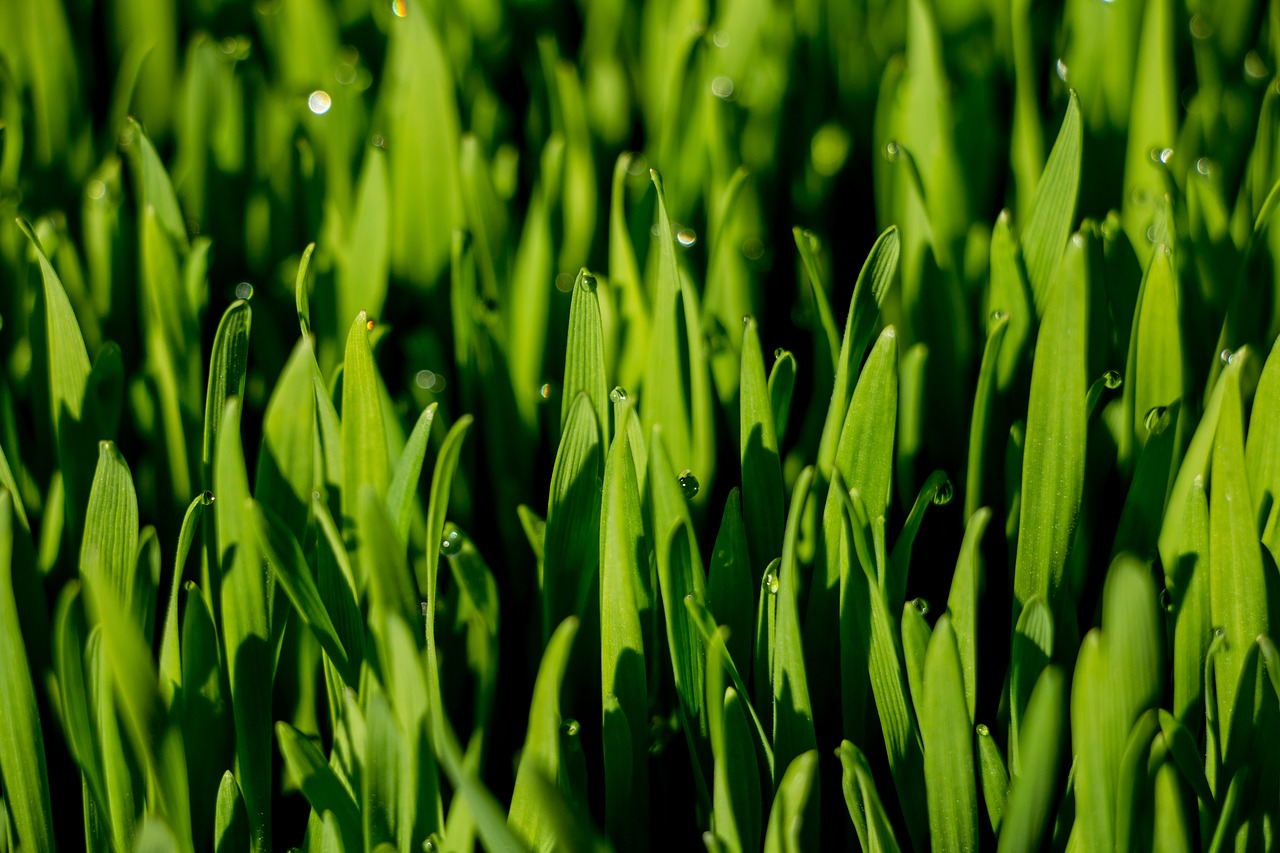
(922, 615), (978, 853)
(1020, 92), (1082, 315)
(997, 666), (1066, 853)
(740, 315), (784, 576)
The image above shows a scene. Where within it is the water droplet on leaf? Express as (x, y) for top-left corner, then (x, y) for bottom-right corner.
(678, 469), (700, 499)
(610, 386), (628, 403)
(762, 565), (780, 595)
(676, 227), (697, 246)
(1144, 406), (1169, 435)
(539, 383), (552, 400)
(911, 597), (929, 616)
(235, 282), (254, 300)
(308, 91), (332, 115)
(976, 723), (990, 737)
(561, 719), (580, 736)
(932, 479), (953, 506)
(581, 272), (598, 292)
(1103, 370), (1122, 389)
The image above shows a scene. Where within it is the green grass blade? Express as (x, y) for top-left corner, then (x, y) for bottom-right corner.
(816, 228), (900, 477)
(202, 300), (251, 491)
(79, 440), (139, 623)
(0, 488), (54, 853)
(337, 147), (389, 330)
(1208, 363), (1268, 759)
(711, 684), (761, 853)
(386, 402), (438, 545)
(543, 392), (602, 638)
(988, 211), (1033, 391)
(508, 616), (579, 850)
(976, 724), (1009, 834)
(361, 682), (405, 850)
(762, 751), (818, 853)
(1020, 91), (1082, 315)
(1245, 336), (1280, 536)
(254, 337), (316, 540)
(214, 398), (273, 853)
(562, 269), (609, 449)
(836, 741), (903, 853)
(214, 771), (250, 853)
(767, 349), (797, 446)
(997, 666), (1066, 853)
(947, 508), (989, 721)
(1015, 231), (1090, 616)
(772, 467), (816, 787)
(1120, 0), (1177, 262)
(1120, 245), (1183, 471)
(922, 615), (978, 853)
(1009, 597), (1053, 776)
(707, 490), (753, 688)
(901, 599), (931, 726)
(159, 491), (213, 705)
(966, 316), (1008, 519)
(740, 316), (784, 576)
(275, 722), (361, 853)
(341, 311), (390, 546)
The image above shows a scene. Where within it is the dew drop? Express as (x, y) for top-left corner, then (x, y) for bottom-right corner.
(763, 565), (780, 595)
(742, 314), (753, 326)
(235, 281), (254, 300)
(391, 0), (407, 16)
(561, 718), (581, 736)
(372, 134), (388, 149)
(439, 528), (460, 555)
(712, 30), (730, 48)
(1220, 348), (1233, 363)
(742, 237), (765, 260)
(774, 347), (785, 360)
(366, 318), (375, 331)
(311, 490), (322, 502)
(710, 76), (734, 99)
(415, 369), (436, 390)
(87, 180), (106, 200)
(308, 90), (332, 115)
(539, 383), (552, 400)
(1214, 626), (1227, 639)
(1103, 370), (1122, 390)
(1159, 147), (1174, 164)
(990, 309), (1007, 322)
(1245, 51), (1269, 80)
(976, 723), (990, 737)
(421, 601), (430, 617)
(911, 597), (930, 616)
(581, 272), (598, 292)
(423, 833), (442, 853)
(1190, 13), (1212, 40)
(932, 479), (954, 506)
(676, 227), (698, 247)
(678, 469), (700, 499)
(1055, 58), (1068, 82)
(1196, 157), (1212, 176)
(555, 272), (574, 292)
(200, 490), (216, 505)
(1159, 588), (1173, 612)
(610, 386), (628, 403)
(884, 141), (900, 163)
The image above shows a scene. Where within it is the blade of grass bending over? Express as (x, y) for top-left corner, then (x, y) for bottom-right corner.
(816, 228), (900, 477)
(599, 396), (648, 851)
(1015, 232), (1090, 618)
(508, 617), (579, 851)
(772, 467), (816, 787)
(643, 170), (693, 472)
(1020, 91), (1082, 316)
(295, 242), (315, 338)
(0, 489), (54, 853)
(793, 228), (841, 373)
(21, 218), (95, 541)
(1208, 361), (1268, 759)
(740, 316), (784, 576)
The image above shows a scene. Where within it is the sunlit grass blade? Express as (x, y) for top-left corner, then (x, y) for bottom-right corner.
(987, 211), (1033, 391)
(966, 315), (1008, 518)
(1015, 230), (1090, 617)
(948, 508), (989, 721)
(1009, 597), (1052, 776)
(255, 337), (316, 541)
(901, 599), (930, 726)
(0, 488), (54, 853)
(341, 311), (389, 554)
(79, 440), (139, 624)
(202, 300), (251, 492)
(337, 147), (389, 330)
(922, 615), (978, 853)
(762, 750), (818, 853)
(1245, 336), (1280, 537)
(214, 771), (250, 853)
(562, 269), (609, 449)
(159, 491), (213, 705)
(707, 490), (753, 687)
(1120, 245), (1183, 472)
(976, 723), (1009, 834)
(815, 228), (900, 477)
(1020, 91), (1082, 315)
